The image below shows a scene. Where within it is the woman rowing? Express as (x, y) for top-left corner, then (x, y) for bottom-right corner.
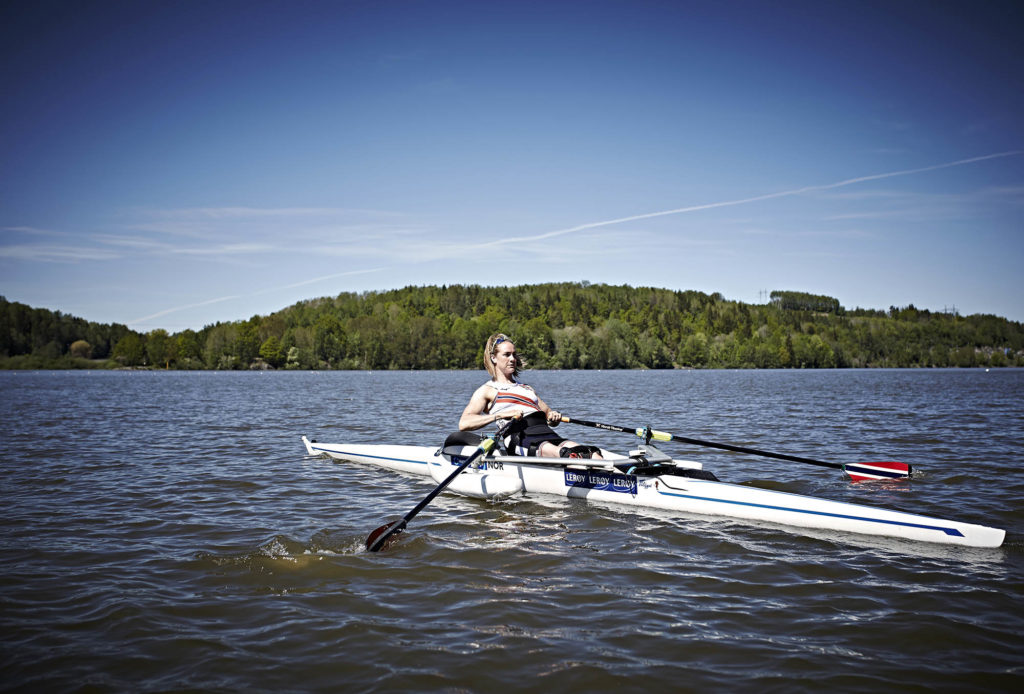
(459, 333), (603, 459)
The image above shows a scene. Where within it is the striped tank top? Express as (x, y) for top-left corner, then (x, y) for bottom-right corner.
(486, 380), (541, 422)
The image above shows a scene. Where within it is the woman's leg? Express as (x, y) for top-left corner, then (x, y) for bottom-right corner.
(537, 440), (603, 459)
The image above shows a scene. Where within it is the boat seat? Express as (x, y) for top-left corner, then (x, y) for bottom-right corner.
(442, 431), (485, 449)
(439, 431), (512, 460)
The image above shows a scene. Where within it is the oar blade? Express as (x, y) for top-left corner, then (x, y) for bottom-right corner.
(843, 461), (913, 482)
(366, 519), (406, 552)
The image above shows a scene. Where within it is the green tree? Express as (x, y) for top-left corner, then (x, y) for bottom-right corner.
(778, 334), (794, 368)
(591, 318), (635, 369)
(679, 333), (709, 367)
(176, 330), (202, 367)
(314, 314), (345, 366)
(34, 340), (62, 360)
(204, 324), (237, 369)
(234, 323), (261, 366)
(518, 317), (555, 367)
(260, 336), (285, 368)
(147, 329), (171, 369)
(635, 331), (672, 368)
(113, 333), (146, 366)
(552, 325), (590, 368)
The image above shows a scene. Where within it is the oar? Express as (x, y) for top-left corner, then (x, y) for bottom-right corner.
(366, 418), (518, 552)
(559, 415), (912, 481)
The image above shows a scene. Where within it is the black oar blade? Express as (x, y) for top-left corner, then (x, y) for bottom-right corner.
(366, 519), (406, 552)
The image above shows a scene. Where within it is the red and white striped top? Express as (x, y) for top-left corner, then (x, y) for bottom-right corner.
(486, 380), (541, 421)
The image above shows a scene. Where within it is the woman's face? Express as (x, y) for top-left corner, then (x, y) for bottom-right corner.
(493, 341), (517, 377)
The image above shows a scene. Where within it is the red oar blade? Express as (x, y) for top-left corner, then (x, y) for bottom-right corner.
(366, 519), (406, 552)
(843, 461), (913, 482)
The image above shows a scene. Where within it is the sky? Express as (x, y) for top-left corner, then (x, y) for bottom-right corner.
(1, 0), (1022, 331)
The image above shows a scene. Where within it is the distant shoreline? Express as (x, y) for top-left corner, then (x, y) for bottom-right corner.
(4, 285), (1022, 371)
(2, 359), (1019, 372)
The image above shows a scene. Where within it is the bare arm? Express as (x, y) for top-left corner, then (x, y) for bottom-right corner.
(459, 385), (497, 431)
(535, 395), (562, 426)
(460, 384), (527, 431)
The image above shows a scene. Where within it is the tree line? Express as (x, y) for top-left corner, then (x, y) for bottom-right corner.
(2, 284), (1022, 370)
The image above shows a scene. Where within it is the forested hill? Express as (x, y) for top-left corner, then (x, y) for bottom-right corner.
(2, 285), (1022, 370)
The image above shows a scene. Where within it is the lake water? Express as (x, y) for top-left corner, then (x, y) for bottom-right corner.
(2, 369), (1022, 692)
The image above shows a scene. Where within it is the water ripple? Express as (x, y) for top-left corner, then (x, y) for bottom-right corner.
(1, 369), (1022, 692)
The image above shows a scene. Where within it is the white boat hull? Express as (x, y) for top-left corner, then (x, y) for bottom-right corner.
(302, 437), (1005, 549)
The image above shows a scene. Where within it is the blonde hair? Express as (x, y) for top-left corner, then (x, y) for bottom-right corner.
(484, 332), (526, 379)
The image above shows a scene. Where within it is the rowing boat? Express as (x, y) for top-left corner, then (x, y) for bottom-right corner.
(301, 435), (1005, 549)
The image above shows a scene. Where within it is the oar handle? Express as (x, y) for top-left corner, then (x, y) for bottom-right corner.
(559, 416), (672, 442)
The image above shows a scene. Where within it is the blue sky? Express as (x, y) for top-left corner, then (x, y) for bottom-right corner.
(2, 0), (1022, 331)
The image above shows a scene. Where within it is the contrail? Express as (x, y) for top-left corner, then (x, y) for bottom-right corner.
(272, 267), (385, 292)
(130, 294), (243, 325)
(477, 150), (1024, 249)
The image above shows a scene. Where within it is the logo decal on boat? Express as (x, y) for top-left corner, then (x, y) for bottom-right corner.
(449, 456), (491, 470)
(564, 469), (637, 494)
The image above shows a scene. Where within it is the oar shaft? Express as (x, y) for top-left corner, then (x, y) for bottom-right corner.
(367, 440), (494, 552)
(406, 439), (495, 520)
(561, 415), (842, 470)
(367, 418), (516, 552)
(663, 434), (843, 470)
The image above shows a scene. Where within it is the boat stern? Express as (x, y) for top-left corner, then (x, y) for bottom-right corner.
(302, 435), (318, 456)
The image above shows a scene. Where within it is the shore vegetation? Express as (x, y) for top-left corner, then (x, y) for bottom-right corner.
(2, 286), (1021, 370)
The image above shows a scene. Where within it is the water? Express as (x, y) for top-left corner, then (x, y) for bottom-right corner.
(2, 369), (1022, 692)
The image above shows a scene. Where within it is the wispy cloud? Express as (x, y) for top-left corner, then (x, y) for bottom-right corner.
(819, 181), (1024, 223)
(171, 243), (277, 256)
(133, 206), (405, 225)
(91, 234), (174, 251)
(3, 225), (66, 237)
(116, 206), (412, 248)
(740, 226), (875, 240)
(0, 244), (122, 262)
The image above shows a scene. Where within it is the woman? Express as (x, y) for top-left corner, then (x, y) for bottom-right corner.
(459, 333), (602, 459)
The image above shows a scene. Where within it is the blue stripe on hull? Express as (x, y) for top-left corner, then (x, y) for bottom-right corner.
(655, 488), (965, 538)
(310, 446), (428, 467)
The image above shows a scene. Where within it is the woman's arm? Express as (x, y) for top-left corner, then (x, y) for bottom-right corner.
(459, 385), (497, 431)
(536, 395), (561, 426)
